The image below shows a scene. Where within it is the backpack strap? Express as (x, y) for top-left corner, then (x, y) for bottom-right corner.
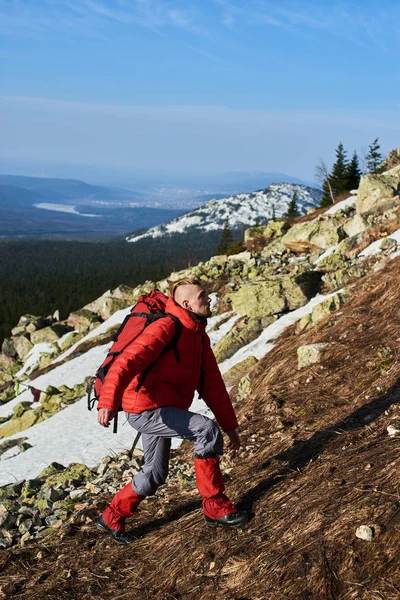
(134, 314), (182, 393)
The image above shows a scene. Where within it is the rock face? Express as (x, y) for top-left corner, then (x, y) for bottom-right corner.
(356, 167), (400, 218)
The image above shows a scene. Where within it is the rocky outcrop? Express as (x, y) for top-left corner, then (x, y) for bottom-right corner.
(356, 166), (400, 219)
(381, 147), (400, 171)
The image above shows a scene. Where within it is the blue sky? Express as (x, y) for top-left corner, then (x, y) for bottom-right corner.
(1, 0), (400, 183)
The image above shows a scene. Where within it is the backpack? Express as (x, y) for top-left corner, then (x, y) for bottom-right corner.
(87, 290), (182, 433)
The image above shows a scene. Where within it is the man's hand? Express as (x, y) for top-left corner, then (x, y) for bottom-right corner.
(226, 429), (241, 453)
(98, 408), (117, 428)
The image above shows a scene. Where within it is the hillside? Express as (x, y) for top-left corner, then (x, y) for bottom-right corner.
(0, 153), (399, 598)
(126, 183), (321, 242)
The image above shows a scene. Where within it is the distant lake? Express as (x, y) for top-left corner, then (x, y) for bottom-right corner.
(34, 203), (101, 218)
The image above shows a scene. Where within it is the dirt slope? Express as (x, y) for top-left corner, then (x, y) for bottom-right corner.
(1, 258), (399, 600)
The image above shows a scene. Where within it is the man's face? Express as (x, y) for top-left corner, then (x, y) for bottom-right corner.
(176, 285), (212, 319)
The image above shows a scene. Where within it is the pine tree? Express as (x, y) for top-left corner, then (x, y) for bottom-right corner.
(216, 220), (234, 254)
(346, 151), (362, 190)
(365, 138), (383, 173)
(330, 142), (349, 196)
(286, 191), (299, 218)
(270, 204), (276, 221)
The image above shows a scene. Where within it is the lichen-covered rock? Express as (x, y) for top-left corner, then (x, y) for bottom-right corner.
(1, 338), (17, 358)
(223, 356), (258, 387)
(226, 272), (321, 318)
(310, 293), (343, 324)
(314, 252), (348, 273)
(381, 147), (400, 171)
(67, 309), (101, 332)
(335, 234), (363, 259)
(296, 313), (312, 334)
(322, 265), (367, 293)
(38, 462), (66, 479)
(281, 218), (346, 250)
(297, 344), (328, 369)
(0, 408), (43, 439)
(30, 325), (67, 345)
(356, 167), (400, 217)
(100, 297), (131, 320)
(13, 335), (34, 360)
(227, 280), (285, 317)
(213, 318), (264, 362)
(236, 373), (253, 402)
(380, 236), (397, 252)
(244, 220), (290, 243)
(17, 315), (46, 332)
(21, 479), (44, 500)
(44, 463), (94, 488)
(57, 330), (84, 352)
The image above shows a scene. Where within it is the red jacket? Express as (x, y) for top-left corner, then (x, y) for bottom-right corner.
(98, 297), (238, 432)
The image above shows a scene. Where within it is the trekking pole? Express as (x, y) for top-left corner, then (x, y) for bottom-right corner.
(128, 431), (142, 459)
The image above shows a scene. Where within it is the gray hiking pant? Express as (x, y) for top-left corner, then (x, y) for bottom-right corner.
(126, 407), (223, 497)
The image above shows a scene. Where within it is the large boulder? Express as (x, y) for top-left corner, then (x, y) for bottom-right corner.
(281, 218), (346, 250)
(30, 325), (67, 345)
(100, 297), (131, 321)
(12, 336), (33, 361)
(244, 220), (290, 243)
(226, 272), (322, 318)
(67, 309), (101, 332)
(356, 166), (400, 218)
(1, 338), (17, 358)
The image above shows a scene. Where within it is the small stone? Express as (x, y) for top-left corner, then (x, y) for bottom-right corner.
(20, 531), (31, 545)
(356, 525), (374, 541)
(387, 424), (400, 437)
(97, 462), (109, 475)
(69, 489), (86, 500)
(297, 344), (329, 369)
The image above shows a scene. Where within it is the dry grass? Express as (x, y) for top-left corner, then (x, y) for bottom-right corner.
(1, 259), (400, 599)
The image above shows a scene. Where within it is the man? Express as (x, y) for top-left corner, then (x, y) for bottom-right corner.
(96, 278), (248, 544)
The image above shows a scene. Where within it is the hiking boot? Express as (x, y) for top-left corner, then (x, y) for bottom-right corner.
(205, 510), (249, 528)
(96, 515), (134, 544)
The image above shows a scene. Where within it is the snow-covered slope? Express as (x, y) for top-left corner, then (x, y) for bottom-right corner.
(126, 183), (321, 243)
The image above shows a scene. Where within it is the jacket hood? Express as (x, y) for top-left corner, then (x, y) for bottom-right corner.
(166, 297), (207, 333)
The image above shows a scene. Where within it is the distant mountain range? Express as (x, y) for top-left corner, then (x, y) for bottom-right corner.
(0, 174), (321, 240)
(126, 183), (322, 243)
(0, 175), (144, 206)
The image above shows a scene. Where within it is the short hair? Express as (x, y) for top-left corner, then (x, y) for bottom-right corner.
(168, 278), (203, 298)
